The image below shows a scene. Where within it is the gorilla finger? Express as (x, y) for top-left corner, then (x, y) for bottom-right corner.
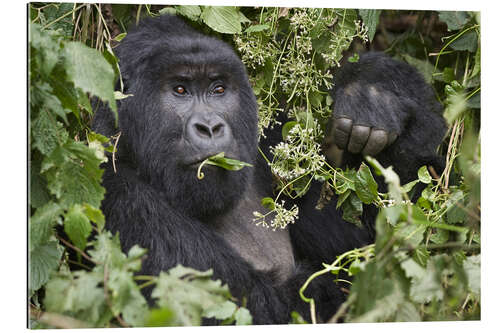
(347, 125), (371, 154)
(388, 132), (398, 146)
(362, 129), (388, 156)
(333, 117), (353, 149)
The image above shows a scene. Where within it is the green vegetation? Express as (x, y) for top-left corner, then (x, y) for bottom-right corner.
(29, 4), (480, 327)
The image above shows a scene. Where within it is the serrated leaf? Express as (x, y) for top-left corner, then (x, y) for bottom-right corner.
(64, 204), (92, 250)
(30, 161), (51, 209)
(108, 269), (149, 327)
(29, 241), (63, 294)
(30, 202), (63, 251)
(152, 265), (239, 326)
(44, 271), (113, 327)
(354, 163), (379, 204)
(43, 141), (105, 208)
(203, 300), (237, 320)
(63, 42), (117, 114)
(201, 6), (243, 34)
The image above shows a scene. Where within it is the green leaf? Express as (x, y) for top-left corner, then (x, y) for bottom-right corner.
(198, 152), (253, 179)
(234, 307), (252, 325)
(342, 193), (363, 227)
(417, 166), (432, 184)
(438, 11), (471, 31)
(29, 241), (63, 295)
(201, 6), (243, 34)
(43, 141), (106, 208)
(63, 42), (117, 116)
(146, 308), (176, 327)
(30, 161), (51, 209)
(281, 121), (298, 140)
(152, 265), (241, 326)
(463, 254), (480, 295)
(203, 300), (237, 320)
(176, 5), (202, 21)
(366, 156), (402, 203)
(450, 30), (478, 52)
(358, 9), (381, 42)
(30, 202), (63, 251)
(44, 271), (113, 327)
(261, 197), (275, 210)
(354, 163), (379, 204)
(64, 204), (93, 250)
(108, 269), (149, 327)
(83, 203), (105, 232)
(244, 24), (269, 33)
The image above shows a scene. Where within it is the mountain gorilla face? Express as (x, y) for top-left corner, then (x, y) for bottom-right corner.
(115, 22), (258, 217)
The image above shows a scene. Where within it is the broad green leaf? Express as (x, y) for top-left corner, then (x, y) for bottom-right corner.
(354, 163), (379, 204)
(417, 166), (432, 184)
(234, 307), (252, 325)
(29, 241), (63, 295)
(63, 42), (117, 116)
(244, 24), (270, 33)
(64, 204), (92, 250)
(29, 23), (62, 77)
(450, 30), (478, 52)
(201, 6), (243, 34)
(438, 11), (471, 31)
(358, 9), (381, 42)
(463, 254), (480, 295)
(176, 5), (202, 21)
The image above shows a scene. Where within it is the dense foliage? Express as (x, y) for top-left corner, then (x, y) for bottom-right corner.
(29, 3), (480, 327)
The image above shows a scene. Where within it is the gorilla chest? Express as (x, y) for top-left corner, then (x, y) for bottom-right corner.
(214, 191), (295, 281)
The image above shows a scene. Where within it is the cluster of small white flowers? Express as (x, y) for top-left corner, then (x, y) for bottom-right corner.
(270, 122), (326, 181)
(234, 34), (278, 70)
(253, 201), (299, 230)
(289, 9), (314, 33)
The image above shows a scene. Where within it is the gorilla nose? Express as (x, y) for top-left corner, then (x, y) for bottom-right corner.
(186, 114), (231, 148)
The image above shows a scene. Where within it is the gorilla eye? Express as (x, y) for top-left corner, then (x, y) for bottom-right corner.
(213, 85), (225, 94)
(174, 85), (187, 95)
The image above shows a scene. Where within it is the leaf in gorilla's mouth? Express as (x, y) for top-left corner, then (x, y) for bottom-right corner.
(196, 152), (253, 180)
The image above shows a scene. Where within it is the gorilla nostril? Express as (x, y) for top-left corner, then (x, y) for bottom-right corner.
(212, 123), (224, 137)
(194, 123), (212, 138)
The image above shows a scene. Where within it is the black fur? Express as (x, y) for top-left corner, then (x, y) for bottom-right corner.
(92, 15), (446, 325)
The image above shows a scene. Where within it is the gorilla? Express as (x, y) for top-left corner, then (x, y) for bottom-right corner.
(92, 14), (446, 324)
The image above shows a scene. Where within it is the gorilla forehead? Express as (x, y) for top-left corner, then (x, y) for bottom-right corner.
(118, 15), (246, 81)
